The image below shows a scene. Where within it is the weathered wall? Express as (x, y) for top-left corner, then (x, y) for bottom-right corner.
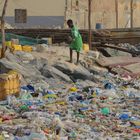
(66, 0), (140, 29)
(1, 0), (140, 29)
(133, 0), (140, 27)
(0, 0), (65, 28)
(4, 0), (65, 16)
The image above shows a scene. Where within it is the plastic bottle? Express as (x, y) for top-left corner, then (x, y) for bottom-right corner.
(7, 95), (12, 105)
(38, 92), (43, 102)
(101, 107), (110, 115)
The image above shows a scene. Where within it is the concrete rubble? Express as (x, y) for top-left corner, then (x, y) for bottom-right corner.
(0, 44), (140, 140)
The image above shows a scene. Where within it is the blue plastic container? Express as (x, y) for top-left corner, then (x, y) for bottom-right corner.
(96, 23), (103, 29)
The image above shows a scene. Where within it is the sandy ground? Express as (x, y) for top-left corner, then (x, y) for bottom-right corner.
(31, 45), (86, 65)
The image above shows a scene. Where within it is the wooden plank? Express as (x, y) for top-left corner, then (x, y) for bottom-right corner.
(123, 63), (140, 74)
(111, 67), (130, 75)
(111, 66), (140, 78)
(96, 56), (140, 67)
(100, 44), (139, 55)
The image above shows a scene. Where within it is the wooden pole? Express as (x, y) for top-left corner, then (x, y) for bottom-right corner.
(88, 0), (92, 49)
(1, 0), (8, 58)
(64, 0), (68, 28)
(130, 0), (134, 28)
(115, 0), (118, 28)
(71, 0), (72, 14)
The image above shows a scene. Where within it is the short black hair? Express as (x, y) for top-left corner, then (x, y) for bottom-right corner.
(67, 19), (73, 25)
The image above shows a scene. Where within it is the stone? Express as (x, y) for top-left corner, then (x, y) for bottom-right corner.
(90, 65), (108, 75)
(104, 48), (132, 57)
(87, 50), (100, 59)
(53, 61), (73, 75)
(54, 61), (93, 81)
(15, 51), (35, 62)
(35, 44), (48, 52)
(5, 51), (21, 64)
(0, 58), (42, 79)
(30, 58), (48, 70)
(41, 65), (72, 82)
(72, 66), (92, 80)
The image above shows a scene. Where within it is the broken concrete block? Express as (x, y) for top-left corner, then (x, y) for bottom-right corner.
(30, 58), (48, 70)
(0, 58), (41, 79)
(53, 62), (74, 75)
(72, 66), (92, 80)
(15, 51), (35, 62)
(35, 44), (48, 52)
(54, 61), (92, 81)
(41, 65), (72, 82)
(5, 51), (21, 64)
(105, 48), (132, 57)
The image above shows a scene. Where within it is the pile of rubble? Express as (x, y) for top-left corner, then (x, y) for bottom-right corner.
(0, 22), (13, 29)
(0, 44), (140, 140)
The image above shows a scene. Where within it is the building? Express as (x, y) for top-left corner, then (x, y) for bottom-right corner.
(65, 0), (140, 29)
(1, 0), (140, 29)
(2, 0), (65, 28)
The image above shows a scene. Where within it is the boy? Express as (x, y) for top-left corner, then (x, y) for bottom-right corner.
(67, 19), (83, 65)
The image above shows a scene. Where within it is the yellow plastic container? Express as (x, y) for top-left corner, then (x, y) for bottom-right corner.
(0, 74), (10, 92)
(0, 71), (20, 100)
(47, 38), (52, 45)
(83, 44), (89, 52)
(11, 44), (22, 51)
(5, 41), (12, 48)
(22, 46), (32, 52)
(8, 70), (20, 94)
(69, 87), (78, 92)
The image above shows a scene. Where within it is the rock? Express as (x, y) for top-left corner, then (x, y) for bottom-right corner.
(87, 50), (100, 59)
(30, 58), (48, 70)
(15, 51), (35, 62)
(53, 61), (73, 75)
(35, 44), (48, 52)
(41, 65), (72, 82)
(54, 61), (93, 81)
(5, 51), (21, 64)
(0, 58), (42, 79)
(72, 66), (92, 80)
(104, 48), (132, 57)
(90, 65), (108, 75)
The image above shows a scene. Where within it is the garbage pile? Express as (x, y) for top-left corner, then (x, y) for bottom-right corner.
(0, 40), (140, 139)
(0, 71), (140, 140)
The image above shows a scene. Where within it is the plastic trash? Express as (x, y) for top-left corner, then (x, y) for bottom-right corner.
(19, 92), (33, 100)
(101, 107), (110, 115)
(133, 129), (140, 133)
(26, 85), (35, 92)
(20, 105), (29, 111)
(119, 114), (129, 121)
(69, 87), (78, 92)
(104, 82), (114, 89)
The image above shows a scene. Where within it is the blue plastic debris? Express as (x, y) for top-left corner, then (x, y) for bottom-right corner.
(119, 114), (129, 121)
(104, 82), (114, 89)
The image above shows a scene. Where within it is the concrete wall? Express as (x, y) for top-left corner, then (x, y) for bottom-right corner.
(1, 0), (65, 28)
(1, 0), (140, 29)
(66, 0), (140, 29)
(133, 0), (140, 27)
(6, 0), (65, 16)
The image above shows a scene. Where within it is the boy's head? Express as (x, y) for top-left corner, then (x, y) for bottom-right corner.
(67, 19), (73, 28)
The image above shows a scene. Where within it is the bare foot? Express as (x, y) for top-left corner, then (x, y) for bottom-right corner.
(75, 62), (79, 65)
(66, 60), (73, 63)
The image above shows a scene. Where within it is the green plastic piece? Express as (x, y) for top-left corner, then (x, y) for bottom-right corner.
(101, 107), (110, 115)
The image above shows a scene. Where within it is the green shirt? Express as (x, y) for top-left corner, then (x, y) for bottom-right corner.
(70, 26), (83, 52)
